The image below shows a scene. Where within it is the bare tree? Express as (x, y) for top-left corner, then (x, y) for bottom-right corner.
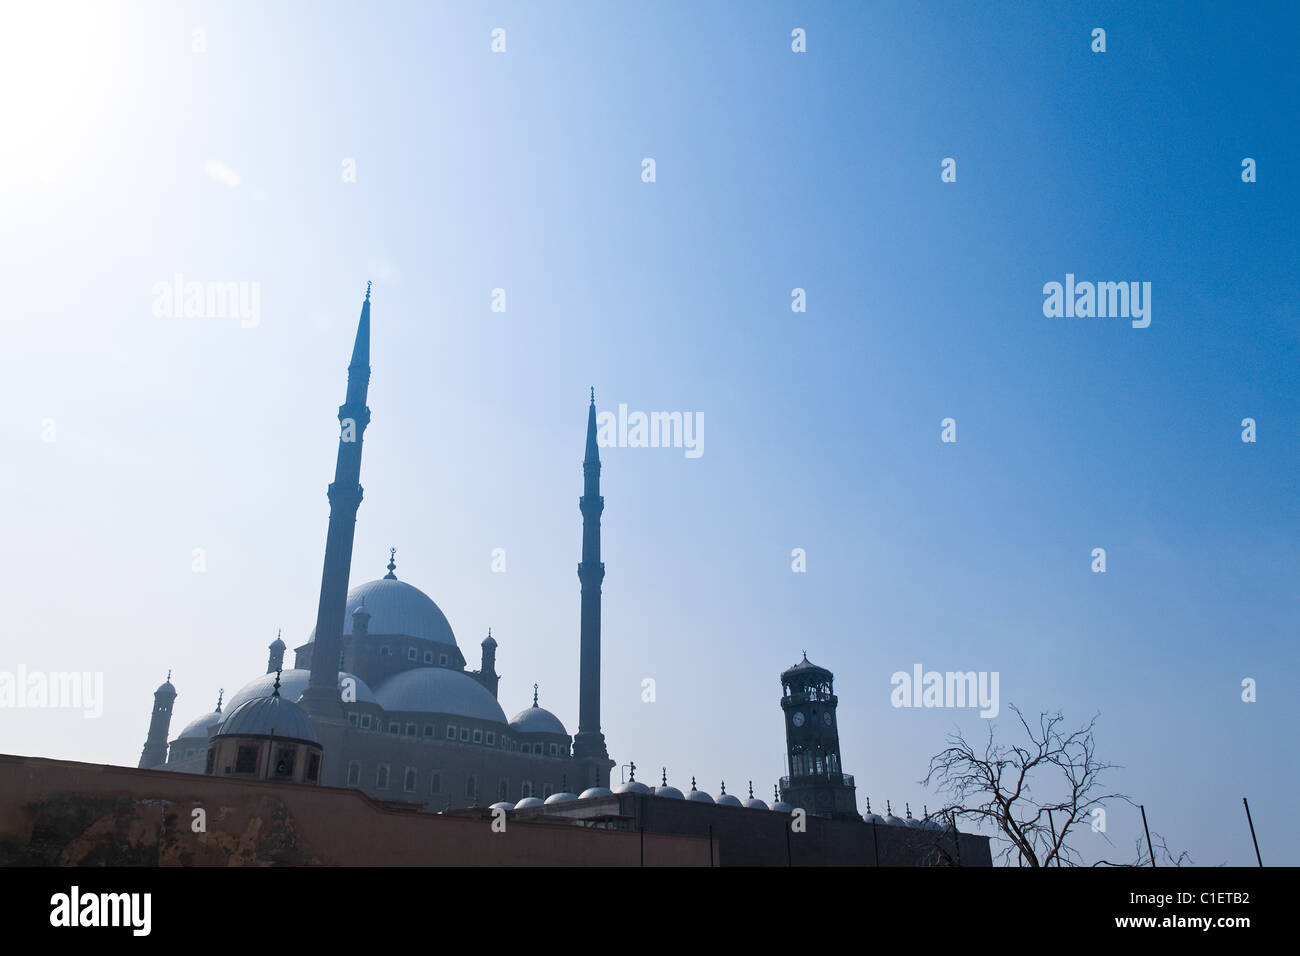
(923, 705), (1128, 867)
(1095, 831), (1194, 868)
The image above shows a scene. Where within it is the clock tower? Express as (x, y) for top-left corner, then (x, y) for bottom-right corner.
(779, 653), (859, 819)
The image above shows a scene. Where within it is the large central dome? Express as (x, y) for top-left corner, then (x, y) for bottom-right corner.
(307, 577), (458, 647)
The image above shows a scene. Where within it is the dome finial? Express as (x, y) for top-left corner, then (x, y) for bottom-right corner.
(866, 797), (872, 813)
(906, 802), (913, 819)
(691, 776), (698, 791)
(720, 781), (727, 796)
(628, 761), (636, 782)
(384, 547), (397, 579)
(272, 668), (282, 698)
(748, 780), (754, 799)
(215, 688), (224, 713)
(532, 682), (539, 708)
(662, 767), (668, 787)
(166, 669), (172, 682)
(365, 280), (372, 302)
(774, 784), (780, 802)
(887, 799), (893, 815)
(589, 386), (595, 405)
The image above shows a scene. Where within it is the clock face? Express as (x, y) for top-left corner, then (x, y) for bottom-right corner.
(822, 711), (833, 726)
(792, 711), (805, 727)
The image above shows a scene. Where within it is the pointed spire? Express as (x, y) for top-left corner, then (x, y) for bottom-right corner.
(628, 761), (636, 782)
(350, 284), (371, 371)
(774, 784), (780, 802)
(720, 781), (727, 796)
(691, 776), (698, 791)
(532, 683), (539, 708)
(662, 767), (669, 787)
(584, 388), (600, 464)
(215, 689), (224, 713)
(748, 781), (754, 799)
(166, 669), (172, 682)
(384, 547), (397, 579)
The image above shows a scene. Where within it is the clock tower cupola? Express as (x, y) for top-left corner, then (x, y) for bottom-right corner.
(779, 653), (859, 819)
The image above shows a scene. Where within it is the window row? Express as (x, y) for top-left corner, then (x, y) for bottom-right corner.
(377, 647), (451, 666)
(348, 761), (557, 801)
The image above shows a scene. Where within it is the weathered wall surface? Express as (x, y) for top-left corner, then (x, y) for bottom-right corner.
(0, 754), (704, 866)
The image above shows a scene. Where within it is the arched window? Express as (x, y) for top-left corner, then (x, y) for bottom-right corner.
(465, 775), (477, 799)
(404, 768), (417, 792)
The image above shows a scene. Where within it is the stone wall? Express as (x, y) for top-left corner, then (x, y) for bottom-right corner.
(0, 754), (704, 866)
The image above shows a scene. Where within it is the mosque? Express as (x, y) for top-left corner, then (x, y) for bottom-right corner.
(131, 286), (987, 864)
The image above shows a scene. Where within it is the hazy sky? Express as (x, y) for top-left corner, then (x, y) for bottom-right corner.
(1, 0), (1296, 866)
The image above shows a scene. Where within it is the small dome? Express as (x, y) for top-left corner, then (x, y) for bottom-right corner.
(716, 783), (742, 807)
(489, 801), (514, 811)
(614, 779), (651, 794)
(544, 791), (578, 805)
(514, 797), (544, 809)
(685, 778), (714, 804)
(863, 812), (886, 824)
(225, 669), (374, 712)
(885, 812), (906, 826)
(923, 817), (946, 831)
(743, 796), (769, 810)
(653, 770), (684, 799)
(269, 634), (286, 649)
(375, 668), (508, 723)
(508, 705), (568, 737)
(772, 800), (794, 813)
(781, 652), (833, 682)
(579, 786), (613, 799)
(215, 694), (317, 744)
(174, 710), (222, 741)
(155, 678), (176, 697)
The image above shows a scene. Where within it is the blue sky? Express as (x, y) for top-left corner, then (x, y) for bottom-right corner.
(0, 0), (1296, 865)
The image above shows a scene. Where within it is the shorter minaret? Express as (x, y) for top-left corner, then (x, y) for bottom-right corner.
(138, 671), (177, 768)
(266, 630), (286, 674)
(478, 630), (499, 697)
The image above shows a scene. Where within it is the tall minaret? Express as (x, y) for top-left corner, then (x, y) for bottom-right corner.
(301, 284), (372, 715)
(573, 389), (608, 762)
(138, 672), (176, 768)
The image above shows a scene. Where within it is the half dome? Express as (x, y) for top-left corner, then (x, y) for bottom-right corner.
(508, 705), (568, 736)
(225, 669), (374, 713)
(173, 710), (222, 741)
(374, 668), (508, 723)
(215, 695), (317, 744)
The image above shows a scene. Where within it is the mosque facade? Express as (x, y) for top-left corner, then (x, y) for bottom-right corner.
(144, 285), (614, 808)
(135, 286), (975, 853)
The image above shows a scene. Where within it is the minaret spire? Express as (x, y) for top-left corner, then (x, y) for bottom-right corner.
(573, 389), (609, 769)
(301, 286), (373, 714)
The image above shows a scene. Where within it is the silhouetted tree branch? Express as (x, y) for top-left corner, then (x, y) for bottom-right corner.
(923, 705), (1127, 867)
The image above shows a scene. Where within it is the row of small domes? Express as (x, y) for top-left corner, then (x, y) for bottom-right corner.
(493, 772), (950, 828)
